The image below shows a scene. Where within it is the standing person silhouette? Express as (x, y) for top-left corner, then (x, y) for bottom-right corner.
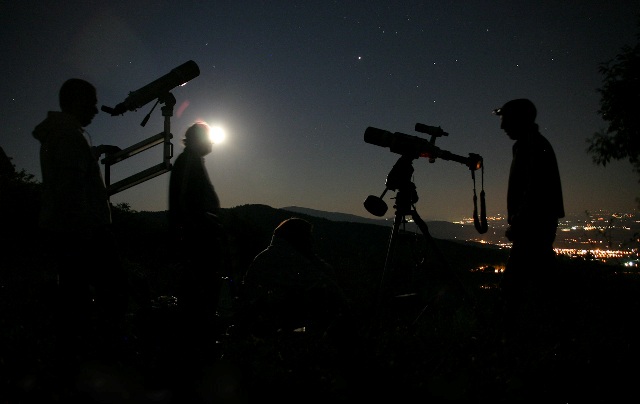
(32, 78), (128, 355)
(493, 98), (565, 342)
(168, 121), (226, 366)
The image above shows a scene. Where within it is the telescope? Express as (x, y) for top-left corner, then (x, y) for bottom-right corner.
(99, 60), (201, 198)
(102, 60), (200, 116)
(364, 125), (482, 171)
(363, 123), (488, 234)
(363, 124), (488, 325)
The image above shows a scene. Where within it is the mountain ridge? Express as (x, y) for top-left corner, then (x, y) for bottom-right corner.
(280, 205), (484, 241)
(131, 204), (492, 243)
(280, 206), (389, 226)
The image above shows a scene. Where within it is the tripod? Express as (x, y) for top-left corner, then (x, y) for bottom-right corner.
(365, 155), (471, 328)
(374, 156), (437, 292)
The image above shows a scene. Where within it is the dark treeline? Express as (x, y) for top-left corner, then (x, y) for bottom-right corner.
(2, 166), (640, 402)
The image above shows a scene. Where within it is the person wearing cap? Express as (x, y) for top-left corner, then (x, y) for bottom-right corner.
(168, 121), (226, 363)
(169, 121), (221, 238)
(493, 98), (565, 340)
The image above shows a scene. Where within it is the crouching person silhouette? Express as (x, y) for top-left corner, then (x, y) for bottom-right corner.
(241, 218), (352, 337)
(237, 217), (355, 399)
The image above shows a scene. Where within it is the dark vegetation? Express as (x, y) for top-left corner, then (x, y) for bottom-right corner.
(587, 17), (640, 206)
(2, 167), (640, 403)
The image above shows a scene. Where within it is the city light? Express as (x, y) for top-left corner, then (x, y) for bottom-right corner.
(554, 248), (635, 262)
(457, 209), (639, 266)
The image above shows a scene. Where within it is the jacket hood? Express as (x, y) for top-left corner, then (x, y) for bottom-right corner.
(32, 111), (82, 143)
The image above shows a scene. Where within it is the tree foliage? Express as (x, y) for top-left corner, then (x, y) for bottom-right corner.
(587, 18), (640, 206)
(0, 152), (42, 244)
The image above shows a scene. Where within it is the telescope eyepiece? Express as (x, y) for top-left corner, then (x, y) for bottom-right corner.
(415, 123), (448, 137)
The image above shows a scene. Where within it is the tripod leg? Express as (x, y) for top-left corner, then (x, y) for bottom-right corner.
(379, 212), (404, 298)
(409, 209), (474, 305)
(365, 212), (404, 339)
(410, 209), (442, 263)
(411, 210), (462, 276)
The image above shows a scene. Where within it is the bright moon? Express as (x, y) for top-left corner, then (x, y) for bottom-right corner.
(209, 126), (225, 144)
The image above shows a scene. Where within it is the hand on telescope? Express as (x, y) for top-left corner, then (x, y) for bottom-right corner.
(95, 144), (122, 156)
(92, 144), (121, 159)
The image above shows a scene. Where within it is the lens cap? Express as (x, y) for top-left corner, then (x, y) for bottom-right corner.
(364, 195), (388, 217)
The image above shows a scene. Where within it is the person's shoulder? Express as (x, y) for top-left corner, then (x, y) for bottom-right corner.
(531, 130), (550, 143)
(173, 150), (188, 161)
(33, 111), (81, 142)
(170, 151), (189, 170)
(534, 133), (557, 153)
(248, 247), (278, 269)
(249, 242), (313, 274)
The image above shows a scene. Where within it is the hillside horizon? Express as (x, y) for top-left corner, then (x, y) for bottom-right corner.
(129, 204), (640, 251)
(128, 203), (499, 245)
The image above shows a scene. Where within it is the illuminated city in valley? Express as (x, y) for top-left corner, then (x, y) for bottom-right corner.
(455, 210), (640, 267)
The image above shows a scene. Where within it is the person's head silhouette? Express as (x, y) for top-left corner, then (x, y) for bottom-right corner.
(493, 98), (537, 140)
(59, 78), (98, 127)
(273, 217), (315, 258)
(183, 122), (212, 156)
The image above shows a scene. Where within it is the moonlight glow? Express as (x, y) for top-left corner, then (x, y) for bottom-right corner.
(208, 125), (226, 144)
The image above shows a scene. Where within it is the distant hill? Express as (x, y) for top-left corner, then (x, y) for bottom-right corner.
(281, 206), (389, 226)
(113, 204), (508, 283)
(280, 205), (484, 242)
(215, 204), (510, 307)
(127, 205), (486, 243)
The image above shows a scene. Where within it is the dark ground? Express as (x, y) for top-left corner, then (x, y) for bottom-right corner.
(2, 203), (640, 403)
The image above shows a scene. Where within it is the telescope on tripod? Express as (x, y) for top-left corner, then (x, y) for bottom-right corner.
(363, 123), (488, 308)
(99, 60), (200, 197)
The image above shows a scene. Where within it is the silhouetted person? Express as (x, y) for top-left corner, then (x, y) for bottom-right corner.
(238, 217), (354, 398)
(241, 217), (350, 335)
(168, 122), (226, 366)
(493, 98), (565, 343)
(32, 78), (128, 355)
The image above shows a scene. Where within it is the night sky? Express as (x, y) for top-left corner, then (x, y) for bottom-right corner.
(1, 1), (638, 222)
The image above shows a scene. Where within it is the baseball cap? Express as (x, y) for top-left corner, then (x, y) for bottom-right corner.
(492, 98), (537, 123)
